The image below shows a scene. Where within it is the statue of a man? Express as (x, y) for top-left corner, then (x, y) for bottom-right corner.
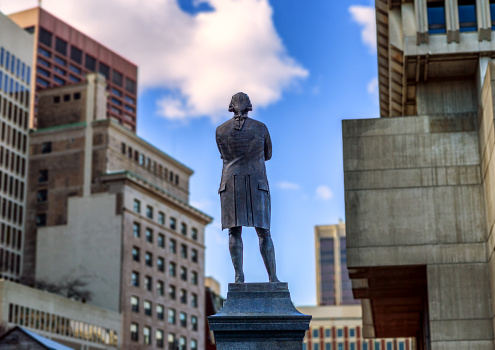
(216, 92), (280, 283)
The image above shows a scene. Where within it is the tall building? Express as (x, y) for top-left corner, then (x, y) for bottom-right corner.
(342, 0), (495, 348)
(8, 7), (138, 132)
(26, 74), (212, 350)
(297, 305), (414, 350)
(315, 223), (358, 306)
(204, 277), (224, 350)
(0, 12), (33, 281)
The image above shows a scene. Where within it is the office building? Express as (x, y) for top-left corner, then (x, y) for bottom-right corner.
(342, 0), (495, 348)
(0, 12), (33, 281)
(0, 279), (121, 350)
(204, 277), (224, 350)
(26, 74), (212, 349)
(8, 7), (138, 131)
(315, 223), (359, 306)
(297, 305), (413, 350)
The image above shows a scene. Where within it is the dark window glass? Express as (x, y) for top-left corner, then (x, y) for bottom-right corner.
(38, 58), (51, 68)
(491, 1), (495, 29)
(145, 252), (152, 267)
(39, 28), (52, 47)
(99, 62), (110, 79)
(55, 37), (68, 56)
(112, 70), (123, 86)
(41, 142), (52, 154)
(132, 271), (139, 286)
(63, 94), (70, 102)
(170, 217), (176, 230)
(69, 64), (81, 74)
(125, 77), (136, 93)
(54, 56), (66, 66)
(70, 46), (82, 64)
(170, 239), (176, 253)
(37, 189), (47, 202)
(181, 223), (187, 236)
(37, 77), (49, 87)
(131, 296), (139, 312)
(459, 0), (477, 32)
(85, 54), (96, 71)
(25, 26), (35, 34)
(158, 234), (165, 248)
(169, 285), (176, 299)
(38, 47), (51, 58)
(191, 228), (198, 240)
(111, 87), (122, 97)
(130, 323), (138, 341)
(38, 169), (48, 182)
(38, 68), (50, 77)
(69, 75), (80, 83)
(427, 2), (446, 34)
(132, 247), (140, 262)
(74, 92), (81, 100)
(191, 249), (198, 263)
(53, 76), (65, 85)
(54, 66), (66, 76)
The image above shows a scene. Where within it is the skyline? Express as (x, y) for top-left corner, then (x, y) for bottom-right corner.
(2, 0), (379, 305)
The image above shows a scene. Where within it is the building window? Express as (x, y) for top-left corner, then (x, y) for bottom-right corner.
(398, 342), (405, 350)
(313, 329), (319, 338)
(349, 328), (355, 337)
(70, 46), (82, 64)
(133, 199), (141, 213)
(170, 217), (176, 230)
(132, 247), (140, 262)
(112, 70), (123, 86)
(133, 223), (140, 237)
(191, 293), (198, 307)
(191, 271), (198, 285)
(146, 205), (153, 219)
(169, 285), (176, 299)
(350, 344), (356, 350)
(158, 211), (165, 225)
(38, 170), (48, 183)
(146, 228), (153, 243)
(180, 312), (187, 327)
(145, 276), (152, 291)
(491, 0), (495, 29)
(55, 37), (68, 55)
(180, 266), (187, 281)
(41, 142), (52, 153)
(143, 326), (151, 345)
(169, 239), (176, 253)
(180, 289), (187, 304)
(169, 262), (176, 277)
(131, 271), (139, 287)
(158, 234), (165, 248)
(157, 280), (165, 296)
(325, 343), (331, 350)
(36, 214), (46, 227)
(156, 304), (164, 320)
(130, 323), (138, 341)
(145, 252), (152, 267)
(459, 0), (477, 32)
(168, 333), (176, 349)
(191, 228), (198, 240)
(168, 308), (176, 324)
(191, 339), (198, 350)
(180, 244), (188, 258)
(179, 336), (186, 350)
(99, 62), (110, 79)
(363, 343), (369, 350)
(131, 296), (139, 312)
(180, 222), (187, 236)
(374, 341), (380, 350)
(338, 344), (343, 350)
(39, 28), (52, 47)
(191, 316), (198, 331)
(191, 249), (198, 263)
(427, 1), (446, 34)
(314, 344), (320, 350)
(125, 77), (136, 94)
(156, 329), (164, 348)
(157, 257), (165, 272)
(37, 189), (47, 202)
(144, 300), (152, 316)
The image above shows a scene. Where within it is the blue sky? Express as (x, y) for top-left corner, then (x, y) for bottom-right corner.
(5, 0), (378, 305)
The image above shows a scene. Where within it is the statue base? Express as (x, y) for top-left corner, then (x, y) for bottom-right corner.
(207, 282), (311, 350)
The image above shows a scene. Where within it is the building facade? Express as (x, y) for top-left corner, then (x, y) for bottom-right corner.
(204, 277), (224, 350)
(315, 223), (359, 306)
(8, 7), (138, 132)
(0, 12), (33, 282)
(0, 279), (121, 350)
(343, 0), (495, 348)
(297, 305), (414, 350)
(26, 74), (212, 350)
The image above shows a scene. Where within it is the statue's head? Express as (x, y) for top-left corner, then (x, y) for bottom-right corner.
(229, 92), (252, 116)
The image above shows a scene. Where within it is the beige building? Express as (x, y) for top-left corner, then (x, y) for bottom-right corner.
(0, 12), (33, 282)
(0, 279), (121, 350)
(343, 0), (495, 349)
(26, 74), (212, 349)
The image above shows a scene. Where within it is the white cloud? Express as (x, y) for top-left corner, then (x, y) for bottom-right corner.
(367, 77), (378, 96)
(349, 5), (376, 51)
(3, 0), (308, 120)
(275, 181), (300, 190)
(315, 185), (333, 200)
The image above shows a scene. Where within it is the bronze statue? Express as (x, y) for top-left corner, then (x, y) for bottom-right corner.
(216, 92), (280, 283)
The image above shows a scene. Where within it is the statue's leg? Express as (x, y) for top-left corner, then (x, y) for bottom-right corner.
(255, 227), (280, 282)
(228, 226), (244, 283)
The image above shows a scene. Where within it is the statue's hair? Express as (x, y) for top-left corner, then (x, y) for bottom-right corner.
(229, 92), (252, 114)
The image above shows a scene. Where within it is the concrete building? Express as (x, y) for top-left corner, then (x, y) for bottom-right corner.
(297, 305), (413, 350)
(315, 223), (359, 306)
(26, 74), (212, 349)
(8, 7), (138, 132)
(342, 0), (495, 348)
(0, 12), (33, 282)
(0, 279), (121, 350)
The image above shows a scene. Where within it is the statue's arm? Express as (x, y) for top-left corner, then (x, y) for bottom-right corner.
(216, 128), (223, 159)
(264, 126), (272, 161)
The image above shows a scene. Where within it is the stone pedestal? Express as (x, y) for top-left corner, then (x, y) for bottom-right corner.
(207, 282), (311, 350)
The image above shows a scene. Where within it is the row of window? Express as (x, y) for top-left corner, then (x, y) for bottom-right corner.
(1, 121), (28, 154)
(0, 170), (25, 201)
(0, 47), (31, 84)
(1, 96), (30, 131)
(8, 303), (118, 346)
(0, 71), (31, 110)
(130, 272), (199, 303)
(52, 92), (82, 105)
(133, 199), (198, 240)
(123, 144), (181, 186)
(0, 222), (22, 250)
(427, 0), (488, 35)
(0, 197), (24, 226)
(130, 296), (199, 330)
(0, 248), (21, 276)
(132, 246), (198, 277)
(129, 325), (197, 350)
(0, 146), (27, 177)
(311, 328), (356, 339)
(36, 27), (136, 94)
(303, 341), (407, 350)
